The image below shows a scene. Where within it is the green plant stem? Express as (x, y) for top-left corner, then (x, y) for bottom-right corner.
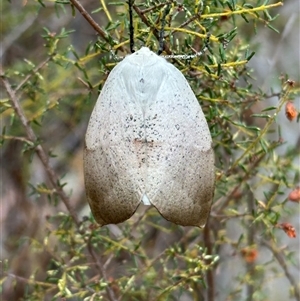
(201, 2), (283, 19)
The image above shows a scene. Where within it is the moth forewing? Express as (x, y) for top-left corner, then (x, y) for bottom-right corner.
(84, 47), (215, 227)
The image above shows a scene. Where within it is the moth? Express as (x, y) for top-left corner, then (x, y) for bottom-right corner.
(84, 47), (215, 227)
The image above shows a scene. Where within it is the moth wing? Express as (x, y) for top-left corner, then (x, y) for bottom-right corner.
(84, 59), (147, 226)
(84, 47), (214, 227)
(144, 62), (215, 227)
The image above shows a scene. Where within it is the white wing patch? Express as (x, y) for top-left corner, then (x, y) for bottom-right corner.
(84, 47), (215, 227)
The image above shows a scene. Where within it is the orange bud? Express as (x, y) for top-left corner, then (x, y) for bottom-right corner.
(288, 187), (300, 203)
(89, 223), (99, 230)
(108, 277), (120, 295)
(276, 223), (296, 238)
(241, 248), (258, 263)
(285, 101), (297, 121)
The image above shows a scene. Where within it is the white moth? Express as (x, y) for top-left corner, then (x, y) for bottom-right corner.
(84, 47), (215, 227)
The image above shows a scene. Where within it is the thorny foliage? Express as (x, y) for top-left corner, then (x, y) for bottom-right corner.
(1, 0), (299, 301)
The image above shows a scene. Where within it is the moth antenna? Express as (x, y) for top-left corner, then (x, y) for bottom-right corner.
(158, 4), (171, 55)
(128, 0), (135, 53)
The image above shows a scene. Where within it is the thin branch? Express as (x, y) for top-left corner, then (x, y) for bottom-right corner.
(0, 68), (80, 226)
(261, 240), (300, 301)
(1, 65), (119, 301)
(141, 2), (167, 14)
(0, 135), (33, 144)
(132, 4), (173, 55)
(212, 150), (267, 214)
(87, 239), (118, 301)
(15, 57), (52, 92)
(203, 220), (215, 301)
(225, 84), (290, 176)
(246, 190), (255, 301)
(6, 273), (55, 288)
(174, 13), (201, 31)
(69, 0), (108, 40)
(69, 0), (127, 53)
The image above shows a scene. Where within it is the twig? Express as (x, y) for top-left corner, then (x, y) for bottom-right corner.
(6, 273), (54, 288)
(118, 249), (166, 300)
(141, 2), (167, 14)
(246, 190), (255, 301)
(15, 57), (52, 92)
(87, 239), (118, 301)
(0, 68), (80, 227)
(212, 151), (266, 214)
(0, 135), (33, 145)
(128, 0), (135, 53)
(1, 66), (118, 301)
(132, 4), (173, 55)
(69, 0), (108, 41)
(174, 13), (201, 31)
(69, 0), (127, 53)
(261, 240), (300, 301)
(203, 220), (215, 301)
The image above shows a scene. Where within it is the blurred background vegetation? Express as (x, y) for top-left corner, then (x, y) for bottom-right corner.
(1, 0), (299, 300)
